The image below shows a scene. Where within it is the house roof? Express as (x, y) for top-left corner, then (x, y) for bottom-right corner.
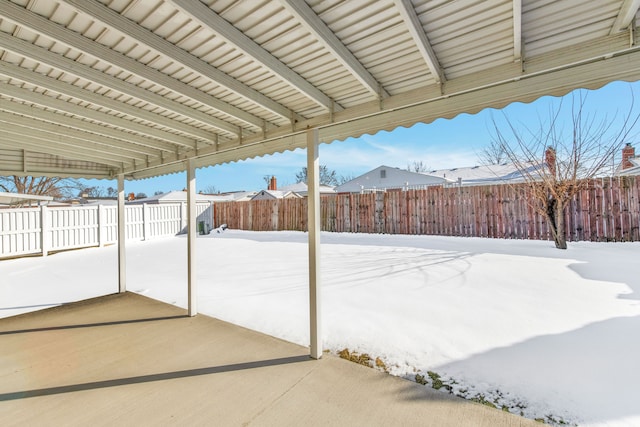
(1, 1), (640, 181)
(427, 163), (543, 185)
(335, 165), (445, 193)
(278, 182), (335, 195)
(217, 191), (258, 202)
(251, 190), (299, 200)
(617, 156), (640, 176)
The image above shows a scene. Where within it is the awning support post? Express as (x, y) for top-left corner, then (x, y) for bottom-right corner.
(117, 173), (126, 293)
(187, 157), (197, 316)
(307, 128), (322, 359)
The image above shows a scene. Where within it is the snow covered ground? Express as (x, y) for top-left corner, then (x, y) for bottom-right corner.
(2, 230), (639, 426)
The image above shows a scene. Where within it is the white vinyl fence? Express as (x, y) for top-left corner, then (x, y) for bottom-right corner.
(0, 202), (213, 259)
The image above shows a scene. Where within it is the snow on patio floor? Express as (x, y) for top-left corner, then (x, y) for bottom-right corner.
(2, 230), (639, 426)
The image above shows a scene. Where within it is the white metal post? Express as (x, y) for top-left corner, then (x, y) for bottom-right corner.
(117, 174), (126, 293)
(307, 128), (322, 359)
(187, 158), (197, 316)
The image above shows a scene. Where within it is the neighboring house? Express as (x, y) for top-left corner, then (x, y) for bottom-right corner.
(251, 190), (302, 201)
(427, 162), (545, 187)
(278, 182), (335, 197)
(216, 191), (258, 202)
(334, 165), (446, 193)
(251, 176), (316, 199)
(616, 143), (639, 176)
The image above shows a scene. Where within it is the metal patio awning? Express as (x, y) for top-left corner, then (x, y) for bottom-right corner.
(1, 0), (640, 179)
(3, 0), (640, 361)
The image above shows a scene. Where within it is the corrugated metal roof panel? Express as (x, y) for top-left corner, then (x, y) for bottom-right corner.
(1, 0), (639, 179)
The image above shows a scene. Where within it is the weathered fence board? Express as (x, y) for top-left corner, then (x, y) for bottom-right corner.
(213, 177), (640, 242)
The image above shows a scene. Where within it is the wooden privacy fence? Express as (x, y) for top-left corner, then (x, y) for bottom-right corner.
(0, 202), (213, 259)
(214, 177), (640, 242)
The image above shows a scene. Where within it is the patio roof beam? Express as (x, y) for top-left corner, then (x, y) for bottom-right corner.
(513, 0), (522, 62)
(0, 148), (114, 178)
(0, 61), (210, 146)
(610, 0), (640, 35)
(0, 30), (239, 138)
(278, 0), (388, 99)
(169, 0), (342, 113)
(0, 95), (185, 153)
(0, 78), (197, 151)
(1, 134), (128, 168)
(0, 112), (159, 160)
(393, 0), (445, 84)
(59, 0), (288, 127)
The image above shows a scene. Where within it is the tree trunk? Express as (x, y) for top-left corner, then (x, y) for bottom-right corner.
(546, 197), (567, 249)
(554, 199), (567, 249)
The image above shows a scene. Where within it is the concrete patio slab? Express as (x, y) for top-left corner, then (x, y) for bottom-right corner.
(0, 292), (537, 426)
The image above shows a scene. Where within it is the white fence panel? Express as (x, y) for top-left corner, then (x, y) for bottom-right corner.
(147, 204), (182, 239)
(48, 206), (99, 252)
(100, 206), (118, 245)
(0, 201), (216, 259)
(0, 208), (41, 257)
(125, 205), (144, 241)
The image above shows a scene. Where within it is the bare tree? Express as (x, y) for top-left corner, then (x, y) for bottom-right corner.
(491, 90), (639, 249)
(0, 176), (80, 201)
(337, 173), (356, 185)
(203, 184), (218, 194)
(295, 165), (339, 186)
(406, 160), (430, 173)
(78, 186), (105, 198)
(478, 139), (508, 165)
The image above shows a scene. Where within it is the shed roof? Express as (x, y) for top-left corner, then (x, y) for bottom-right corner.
(1, 0), (640, 180)
(0, 191), (53, 205)
(128, 190), (230, 204)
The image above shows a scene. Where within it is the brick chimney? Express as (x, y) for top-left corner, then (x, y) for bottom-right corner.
(621, 143), (636, 170)
(545, 146), (556, 177)
(268, 176), (277, 190)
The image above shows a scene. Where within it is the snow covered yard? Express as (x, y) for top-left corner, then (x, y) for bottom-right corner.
(1, 230), (639, 426)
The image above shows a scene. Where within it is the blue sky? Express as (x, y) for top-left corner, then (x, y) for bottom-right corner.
(81, 80), (640, 196)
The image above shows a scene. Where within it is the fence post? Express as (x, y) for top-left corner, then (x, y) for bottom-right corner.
(143, 203), (150, 241)
(97, 205), (105, 247)
(40, 205), (49, 257)
(180, 202), (187, 233)
(209, 201), (214, 230)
